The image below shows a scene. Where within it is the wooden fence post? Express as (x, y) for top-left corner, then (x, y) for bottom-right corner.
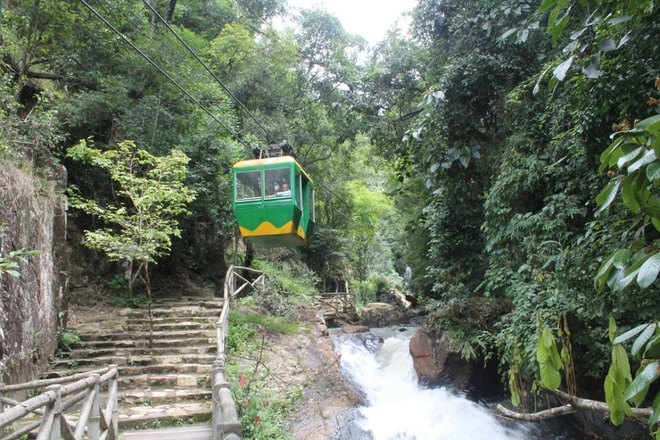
(89, 374), (101, 440)
(36, 384), (61, 440)
(106, 364), (119, 440)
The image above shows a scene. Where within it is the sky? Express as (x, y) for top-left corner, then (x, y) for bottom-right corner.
(285, 0), (418, 45)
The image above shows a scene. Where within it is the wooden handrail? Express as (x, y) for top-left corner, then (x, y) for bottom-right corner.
(212, 265), (266, 440)
(0, 365), (119, 440)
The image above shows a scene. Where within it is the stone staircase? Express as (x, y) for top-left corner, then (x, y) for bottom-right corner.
(49, 295), (223, 429)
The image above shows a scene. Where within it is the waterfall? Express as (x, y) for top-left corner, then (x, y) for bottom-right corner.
(333, 328), (532, 440)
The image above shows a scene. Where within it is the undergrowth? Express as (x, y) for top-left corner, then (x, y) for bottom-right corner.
(226, 308), (302, 439)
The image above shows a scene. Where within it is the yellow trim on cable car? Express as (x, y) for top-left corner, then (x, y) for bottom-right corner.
(239, 220), (307, 239)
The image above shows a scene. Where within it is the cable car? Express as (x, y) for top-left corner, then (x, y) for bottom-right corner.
(232, 143), (315, 247)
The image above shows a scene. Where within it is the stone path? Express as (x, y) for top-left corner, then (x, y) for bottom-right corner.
(121, 424), (212, 439)
(51, 296), (221, 429)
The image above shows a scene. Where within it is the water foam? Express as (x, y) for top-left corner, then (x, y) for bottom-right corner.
(336, 333), (530, 440)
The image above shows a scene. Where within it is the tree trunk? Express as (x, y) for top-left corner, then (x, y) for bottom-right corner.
(165, 0), (177, 22)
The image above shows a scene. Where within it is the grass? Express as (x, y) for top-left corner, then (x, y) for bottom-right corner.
(229, 310), (299, 335)
(225, 308), (303, 439)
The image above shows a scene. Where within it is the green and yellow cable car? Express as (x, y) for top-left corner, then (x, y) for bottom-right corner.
(232, 148), (315, 247)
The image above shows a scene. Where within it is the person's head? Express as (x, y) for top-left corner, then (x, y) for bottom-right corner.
(281, 183), (289, 190)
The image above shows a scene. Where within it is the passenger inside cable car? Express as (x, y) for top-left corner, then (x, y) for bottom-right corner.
(232, 143), (315, 247)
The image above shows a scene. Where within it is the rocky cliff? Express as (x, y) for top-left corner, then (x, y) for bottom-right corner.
(0, 160), (68, 384)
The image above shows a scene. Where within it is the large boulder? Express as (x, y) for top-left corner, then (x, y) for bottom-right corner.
(358, 302), (412, 327)
(409, 328), (471, 389)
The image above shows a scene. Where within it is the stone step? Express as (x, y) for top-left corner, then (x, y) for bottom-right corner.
(118, 401), (213, 430)
(64, 336), (214, 351)
(118, 306), (222, 319)
(152, 296), (223, 305)
(119, 387), (212, 405)
(118, 373), (210, 389)
(58, 344), (216, 359)
(51, 353), (217, 370)
(123, 321), (217, 332)
(75, 329), (217, 342)
(47, 362), (213, 379)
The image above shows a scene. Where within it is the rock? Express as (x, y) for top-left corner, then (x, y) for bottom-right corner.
(341, 325), (369, 334)
(358, 303), (412, 327)
(360, 333), (384, 353)
(409, 328), (471, 389)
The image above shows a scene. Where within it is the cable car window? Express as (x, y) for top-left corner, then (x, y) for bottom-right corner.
(235, 171), (261, 200)
(266, 168), (291, 197)
(295, 173), (303, 207)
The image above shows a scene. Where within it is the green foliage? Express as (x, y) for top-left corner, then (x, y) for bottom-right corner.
(0, 249), (39, 278)
(67, 139), (196, 293)
(230, 310), (298, 336)
(252, 259), (317, 298)
(110, 292), (149, 309)
(537, 325), (562, 390)
(226, 306), (300, 439)
(595, 113), (660, 293)
(57, 331), (81, 352)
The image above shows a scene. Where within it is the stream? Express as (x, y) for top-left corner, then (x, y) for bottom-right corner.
(331, 327), (585, 440)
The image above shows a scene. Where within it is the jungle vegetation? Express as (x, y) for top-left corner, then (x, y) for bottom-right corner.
(1, 0), (660, 435)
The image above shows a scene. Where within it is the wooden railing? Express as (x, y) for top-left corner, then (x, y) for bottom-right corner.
(212, 265), (266, 440)
(0, 365), (119, 440)
(312, 291), (356, 318)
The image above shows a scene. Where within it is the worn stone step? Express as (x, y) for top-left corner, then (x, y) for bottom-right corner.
(51, 353), (218, 370)
(117, 401), (213, 430)
(47, 362), (214, 380)
(123, 322), (217, 332)
(151, 298), (224, 308)
(75, 329), (217, 342)
(118, 306), (222, 319)
(59, 344), (216, 359)
(119, 388), (212, 404)
(63, 336), (214, 351)
(118, 373), (210, 389)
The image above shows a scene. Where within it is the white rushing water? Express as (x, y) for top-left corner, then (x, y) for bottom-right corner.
(334, 328), (531, 440)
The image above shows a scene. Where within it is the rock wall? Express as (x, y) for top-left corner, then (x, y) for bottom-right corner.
(409, 328), (504, 401)
(0, 161), (67, 384)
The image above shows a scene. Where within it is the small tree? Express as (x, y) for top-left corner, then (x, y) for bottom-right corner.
(67, 139), (195, 313)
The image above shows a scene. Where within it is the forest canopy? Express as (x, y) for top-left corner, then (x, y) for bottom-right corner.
(1, 0), (660, 434)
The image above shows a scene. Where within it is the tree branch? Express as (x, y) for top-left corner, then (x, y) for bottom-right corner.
(26, 71), (62, 80)
(495, 390), (654, 422)
(495, 403), (575, 421)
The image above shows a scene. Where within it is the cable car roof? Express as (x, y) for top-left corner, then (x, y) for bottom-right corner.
(233, 156), (314, 184)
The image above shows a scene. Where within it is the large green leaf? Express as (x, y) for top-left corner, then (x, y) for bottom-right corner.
(623, 361), (660, 405)
(596, 177), (624, 212)
(621, 173), (642, 213)
(647, 162), (660, 181)
(637, 115), (660, 131)
(540, 361), (562, 390)
(632, 324), (658, 359)
(613, 323), (654, 345)
(600, 133), (627, 171)
(617, 146), (644, 168)
(538, 0), (559, 13)
(649, 392), (660, 428)
(638, 253), (660, 289)
(537, 326), (562, 390)
(644, 334), (660, 359)
(595, 253), (616, 293)
(552, 54), (574, 80)
(628, 149), (657, 173)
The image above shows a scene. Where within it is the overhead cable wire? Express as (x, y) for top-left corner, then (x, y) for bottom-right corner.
(81, 0), (364, 225)
(97, 0), (234, 124)
(141, 0), (278, 145)
(80, 0), (248, 149)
